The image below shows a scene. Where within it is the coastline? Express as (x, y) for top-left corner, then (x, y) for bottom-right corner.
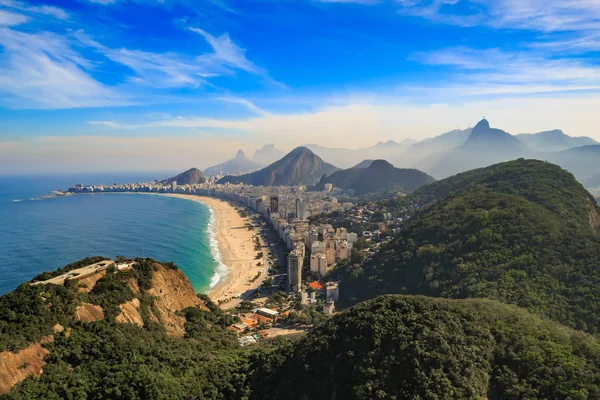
(159, 194), (266, 309)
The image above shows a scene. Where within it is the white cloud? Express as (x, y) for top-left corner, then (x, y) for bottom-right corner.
(398, 0), (600, 33)
(75, 28), (279, 89)
(315, 0), (379, 4)
(189, 27), (283, 87)
(0, 9), (28, 25)
(412, 46), (600, 94)
(0, 0), (69, 20)
(0, 27), (129, 108)
(216, 96), (271, 116)
(86, 94), (600, 148)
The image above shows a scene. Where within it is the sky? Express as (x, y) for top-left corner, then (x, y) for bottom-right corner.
(1, 0), (600, 174)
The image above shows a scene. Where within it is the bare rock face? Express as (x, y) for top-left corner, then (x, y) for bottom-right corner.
(75, 303), (104, 323)
(0, 338), (52, 396)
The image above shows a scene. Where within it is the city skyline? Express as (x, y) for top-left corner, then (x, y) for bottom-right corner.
(2, 0), (600, 173)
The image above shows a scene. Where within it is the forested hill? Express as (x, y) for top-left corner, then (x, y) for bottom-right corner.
(4, 259), (600, 397)
(338, 160), (600, 334)
(410, 159), (600, 232)
(251, 295), (600, 399)
(314, 160), (435, 194)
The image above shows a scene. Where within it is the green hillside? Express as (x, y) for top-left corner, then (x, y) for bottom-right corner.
(250, 295), (600, 400)
(410, 159), (599, 232)
(315, 160), (435, 194)
(339, 160), (600, 333)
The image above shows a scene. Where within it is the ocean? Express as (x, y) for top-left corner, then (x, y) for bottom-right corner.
(0, 173), (221, 296)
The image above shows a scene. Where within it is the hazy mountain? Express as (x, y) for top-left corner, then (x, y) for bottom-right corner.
(550, 144), (600, 187)
(218, 146), (340, 186)
(203, 150), (263, 177)
(419, 120), (527, 178)
(305, 139), (415, 169)
(315, 160), (435, 194)
(353, 159), (374, 168)
(462, 119), (524, 151)
(389, 128), (472, 167)
(161, 168), (206, 185)
(252, 144), (285, 165)
(517, 130), (597, 152)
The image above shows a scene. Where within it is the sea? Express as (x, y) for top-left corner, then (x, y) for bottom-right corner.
(0, 173), (224, 296)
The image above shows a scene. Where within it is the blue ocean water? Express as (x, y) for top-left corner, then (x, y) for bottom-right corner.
(0, 174), (219, 295)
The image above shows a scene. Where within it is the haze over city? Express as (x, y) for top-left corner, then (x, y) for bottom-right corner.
(2, 0), (600, 173)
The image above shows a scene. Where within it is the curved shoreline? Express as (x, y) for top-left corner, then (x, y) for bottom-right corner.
(156, 194), (265, 308)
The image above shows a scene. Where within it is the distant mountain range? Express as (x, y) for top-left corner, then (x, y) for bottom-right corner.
(161, 168), (206, 185)
(203, 150), (263, 177)
(203, 119), (598, 188)
(252, 144), (285, 166)
(315, 160), (435, 194)
(305, 140), (415, 169)
(516, 130), (597, 152)
(218, 147), (340, 186)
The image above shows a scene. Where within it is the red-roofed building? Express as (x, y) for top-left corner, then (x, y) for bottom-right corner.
(309, 281), (325, 291)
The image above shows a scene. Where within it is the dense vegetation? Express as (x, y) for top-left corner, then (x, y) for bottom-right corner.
(339, 160), (600, 334)
(314, 160), (435, 194)
(410, 159), (599, 231)
(250, 295), (600, 400)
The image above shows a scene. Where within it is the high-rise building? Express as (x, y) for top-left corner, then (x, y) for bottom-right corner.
(295, 198), (307, 220)
(317, 254), (328, 277)
(171, 181), (177, 192)
(270, 196), (279, 213)
(287, 251), (302, 292)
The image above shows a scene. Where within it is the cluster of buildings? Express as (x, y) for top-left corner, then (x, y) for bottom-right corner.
(66, 178), (362, 312)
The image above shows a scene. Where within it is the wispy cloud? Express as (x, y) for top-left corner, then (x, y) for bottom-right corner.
(216, 96), (271, 116)
(0, 0), (69, 20)
(0, 9), (28, 25)
(314, 0), (379, 4)
(75, 30), (217, 89)
(412, 46), (600, 95)
(87, 95), (600, 147)
(0, 26), (129, 108)
(190, 27), (284, 87)
(398, 0), (600, 33)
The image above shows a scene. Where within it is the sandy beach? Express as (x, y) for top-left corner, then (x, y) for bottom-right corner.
(161, 194), (266, 309)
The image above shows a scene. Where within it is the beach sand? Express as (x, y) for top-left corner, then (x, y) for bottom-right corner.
(162, 194), (266, 309)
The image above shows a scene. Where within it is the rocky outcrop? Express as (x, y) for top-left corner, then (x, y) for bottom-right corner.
(144, 264), (208, 337)
(75, 302), (105, 323)
(115, 298), (144, 326)
(0, 337), (52, 396)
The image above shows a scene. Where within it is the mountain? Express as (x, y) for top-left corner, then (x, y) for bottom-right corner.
(305, 140), (415, 169)
(462, 119), (524, 151)
(203, 150), (263, 177)
(517, 130), (597, 152)
(252, 295), (600, 400)
(161, 168), (206, 185)
(315, 160), (435, 194)
(550, 145), (600, 188)
(218, 147), (340, 187)
(386, 127), (472, 169)
(353, 159), (374, 168)
(0, 258), (220, 396)
(339, 159), (600, 334)
(6, 260), (600, 398)
(252, 144), (285, 165)
(420, 119), (527, 178)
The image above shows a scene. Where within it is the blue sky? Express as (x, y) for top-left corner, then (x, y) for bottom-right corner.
(1, 0), (600, 173)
